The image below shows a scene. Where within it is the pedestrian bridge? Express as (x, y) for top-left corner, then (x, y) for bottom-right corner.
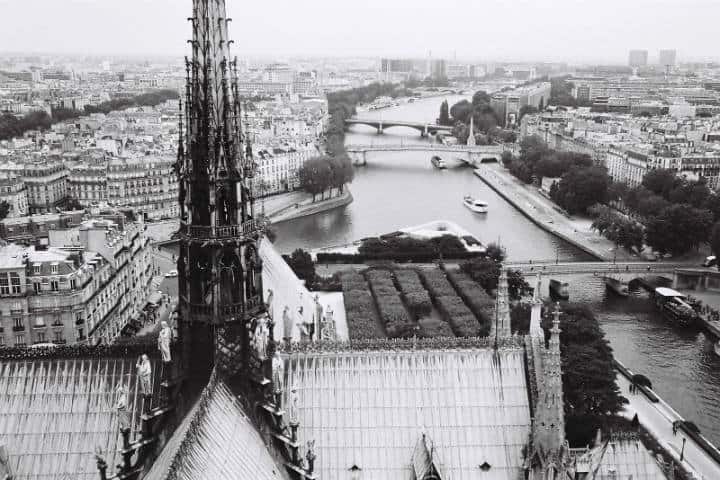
(346, 143), (505, 166)
(345, 118), (453, 136)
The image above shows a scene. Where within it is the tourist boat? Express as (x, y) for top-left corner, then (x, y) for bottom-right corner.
(549, 279), (570, 300)
(368, 97), (394, 110)
(463, 196), (488, 213)
(714, 340), (720, 357)
(431, 155), (447, 169)
(654, 287), (699, 327)
(603, 276), (629, 297)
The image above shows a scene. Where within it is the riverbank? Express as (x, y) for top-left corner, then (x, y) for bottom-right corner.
(269, 189), (353, 224)
(615, 359), (720, 479)
(473, 163), (634, 262)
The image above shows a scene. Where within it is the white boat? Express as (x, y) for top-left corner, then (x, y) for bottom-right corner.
(431, 155), (447, 169)
(463, 196), (488, 213)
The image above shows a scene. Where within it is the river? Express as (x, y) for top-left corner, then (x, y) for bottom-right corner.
(268, 95), (720, 446)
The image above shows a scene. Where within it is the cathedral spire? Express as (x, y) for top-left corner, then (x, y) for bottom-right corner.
(177, 0), (265, 380)
(467, 114), (476, 146)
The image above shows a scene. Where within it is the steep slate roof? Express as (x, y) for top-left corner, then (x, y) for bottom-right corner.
(0, 356), (158, 480)
(145, 377), (286, 480)
(597, 439), (668, 480)
(284, 348), (532, 480)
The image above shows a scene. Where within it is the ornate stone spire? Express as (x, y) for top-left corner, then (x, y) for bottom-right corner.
(177, 0), (265, 379)
(496, 267), (511, 337)
(533, 302), (565, 459)
(467, 114), (476, 146)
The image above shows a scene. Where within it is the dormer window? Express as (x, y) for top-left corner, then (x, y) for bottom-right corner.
(33, 264), (41, 274)
(51, 263), (58, 274)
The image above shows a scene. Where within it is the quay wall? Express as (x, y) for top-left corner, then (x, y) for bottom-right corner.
(472, 168), (606, 261)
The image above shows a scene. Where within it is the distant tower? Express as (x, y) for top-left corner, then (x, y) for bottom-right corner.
(467, 114), (476, 146)
(495, 267), (510, 337)
(177, 0), (265, 380)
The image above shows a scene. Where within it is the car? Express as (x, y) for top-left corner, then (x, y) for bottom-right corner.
(164, 270), (178, 278)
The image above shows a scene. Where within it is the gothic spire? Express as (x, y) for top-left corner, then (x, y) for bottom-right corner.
(495, 266), (511, 337)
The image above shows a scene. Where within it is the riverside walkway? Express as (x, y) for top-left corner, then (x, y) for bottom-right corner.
(616, 362), (720, 480)
(473, 163), (636, 262)
(506, 260), (696, 276)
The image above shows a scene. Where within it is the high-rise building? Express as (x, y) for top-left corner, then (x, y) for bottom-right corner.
(628, 49), (648, 67)
(659, 49), (677, 67)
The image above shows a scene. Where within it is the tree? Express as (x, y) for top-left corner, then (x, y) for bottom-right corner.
(449, 99), (473, 124)
(471, 90), (492, 108)
(298, 156), (333, 201)
(451, 121), (469, 144)
(642, 169), (680, 199)
(438, 100), (450, 126)
(519, 135), (549, 165)
(485, 242), (506, 262)
(0, 201), (10, 220)
(501, 151), (514, 168)
(551, 166), (609, 214)
(518, 105), (539, 121)
(460, 257), (531, 300)
(286, 249), (316, 286)
(645, 204), (713, 255)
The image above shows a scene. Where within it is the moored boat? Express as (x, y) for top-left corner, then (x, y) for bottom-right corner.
(463, 195), (488, 213)
(654, 287), (698, 327)
(431, 155), (447, 169)
(714, 341), (720, 357)
(604, 276), (629, 297)
(549, 279), (570, 300)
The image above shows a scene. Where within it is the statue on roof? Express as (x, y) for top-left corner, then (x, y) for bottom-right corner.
(158, 320), (172, 363)
(314, 294), (324, 341)
(288, 387), (299, 424)
(136, 354), (152, 399)
(253, 317), (270, 361)
(282, 306), (293, 345)
(271, 352), (285, 406)
(115, 383), (131, 434)
(265, 288), (274, 319)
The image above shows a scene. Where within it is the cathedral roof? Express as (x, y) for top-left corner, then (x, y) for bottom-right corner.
(595, 438), (668, 480)
(145, 373), (287, 480)
(0, 355), (159, 480)
(283, 347), (532, 480)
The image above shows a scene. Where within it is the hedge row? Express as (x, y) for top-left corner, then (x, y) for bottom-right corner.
(394, 269), (433, 318)
(435, 295), (482, 337)
(340, 272), (385, 340)
(445, 269), (495, 334)
(375, 293), (416, 338)
(418, 317), (455, 338)
(316, 250), (484, 264)
(418, 269), (457, 299)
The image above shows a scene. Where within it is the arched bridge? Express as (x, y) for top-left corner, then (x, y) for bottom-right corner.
(345, 118), (453, 136)
(506, 261), (697, 276)
(346, 143), (506, 166)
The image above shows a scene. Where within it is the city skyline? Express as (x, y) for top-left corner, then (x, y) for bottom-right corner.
(0, 0), (718, 63)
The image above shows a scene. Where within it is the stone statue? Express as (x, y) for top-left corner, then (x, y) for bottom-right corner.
(288, 387), (300, 424)
(306, 440), (316, 473)
(136, 354), (152, 398)
(271, 352), (285, 404)
(158, 321), (172, 363)
(115, 383), (131, 432)
(314, 294), (323, 341)
(254, 318), (269, 361)
(265, 289), (274, 319)
(282, 306), (293, 343)
(321, 309), (337, 342)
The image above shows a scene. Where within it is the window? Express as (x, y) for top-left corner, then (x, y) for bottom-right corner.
(33, 264), (41, 274)
(50, 280), (59, 292)
(33, 282), (41, 293)
(34, 316), (45, 328)
(10, 273), (21, 294)
(0, 336), (4, 346)
(77, 328), (85, 341)
(0, 275), (9, 295)
(75, 312), (84, 324)
(51, 263), (58, 274)
(70, 278), (77, 289)
(54, 331), (64, 343)
(35, 331), (46, 343)
(13, 317), (23, 329)
(15, 335), (25, 347)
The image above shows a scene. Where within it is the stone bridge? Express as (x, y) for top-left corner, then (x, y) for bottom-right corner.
(346, 143), (506, 166)
(345, 118), (453, 136)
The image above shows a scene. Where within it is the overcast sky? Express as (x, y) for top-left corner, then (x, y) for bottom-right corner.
(0, 0), (717, 63)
